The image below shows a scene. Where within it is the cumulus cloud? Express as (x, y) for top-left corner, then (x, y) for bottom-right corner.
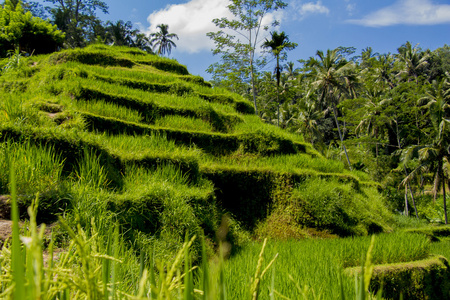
(344, 0), (356, 15)
(146, 0), (230, 53)
(347, 0), (450, 27)
(146, 0), (231, 54)
(145, 0), (280, 54)
(298, 1), (330, 16)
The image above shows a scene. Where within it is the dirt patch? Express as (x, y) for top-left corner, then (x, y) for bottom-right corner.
(0, 195), (11, 219)
(0, 219), (13, 243)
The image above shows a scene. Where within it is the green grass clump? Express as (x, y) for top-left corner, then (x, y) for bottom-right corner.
(154, 115), (214, 132)
(72, 99), (143, 124)
(223, 232), (430, 299)
(0, 142), (65, 216)
(0, 45), (407, 299)
(288, 177), (393, 236)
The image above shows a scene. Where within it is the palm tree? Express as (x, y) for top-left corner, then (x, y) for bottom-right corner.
(134, 33), (153, 53)
(262, 31), (297, 127)
(355, 83), (392, 161)
(150, 24), (179, 56)
(307, 48), (356, 169)
(106, 20), (136, 46)
(396, 41), (429, 83)
(298, 98), (324, 146)
(373, 54), (396, 89)
(402, 78), (450, 223)
(284, 61), (300, 81)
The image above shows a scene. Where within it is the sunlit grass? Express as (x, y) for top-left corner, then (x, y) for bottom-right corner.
(234, 114), (304, 142)
(0, 45), (412, 300)
(154, 115), (214, 132)
(224, 232), (430, 299)
(72, 99), (143, 123)
(101, 133), (202, 159)
(202, 153), (345, 174)
(0, 141), (64, 195)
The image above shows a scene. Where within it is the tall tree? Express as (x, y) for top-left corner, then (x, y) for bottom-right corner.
(307, 48), (356, 169)
(133, 32), (152, 53)
(207, 0), (287, 115)
(150, 24), (178, 56)
(402, 78), (450, 223)
(298, 97), (324, 146)
(106, 20), (136, 47)
(262, 31), (297, 126)
(396, 41), (429, 83)
(0, 0), (64, 56)
(284, 61), (300, 81)
(45, 0), (108, 47)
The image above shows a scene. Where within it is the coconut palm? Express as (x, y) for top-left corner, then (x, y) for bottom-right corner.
(307, 48), (356, 169)
(355, 83), (393, 160)
(402, 78), (450, 223)
(396, 41), (430, 83)
(262, 31), (297, 127)
(106, 20), (136, 47)
(284, 61), (300, 81)
(298, 98), (324, 146)
(150, 24), (179, 56)
(373, 54), (396, 89)
(134, 33), (153, 53)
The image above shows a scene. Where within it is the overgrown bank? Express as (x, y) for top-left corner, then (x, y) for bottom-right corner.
(1, 45), (442, 299)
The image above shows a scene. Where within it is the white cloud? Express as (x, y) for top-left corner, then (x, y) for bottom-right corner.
(299, 1), (330, 16)
(345, 1), (356, 16)
(347, 0), (450, 27)
(146, 0), (231, 54)
(145, 0), (281, 54)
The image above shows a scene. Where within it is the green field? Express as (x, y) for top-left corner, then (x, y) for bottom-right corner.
(1, 45), (450, 299)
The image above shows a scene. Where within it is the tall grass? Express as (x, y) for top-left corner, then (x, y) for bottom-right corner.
(0, 93), (25, 123)
(204, 153), (345, 174)
(289, 177), (393, 236)
(0, 160), (428, 300)
(82, 64), (179, 84)
(234, 115), (304, 142)
(154, 115), (214, 132)
(0, 141), (64, 195)
(72, 99), (143, 123)
(223, 232), (429, 299)
(103, 133), (202, 159)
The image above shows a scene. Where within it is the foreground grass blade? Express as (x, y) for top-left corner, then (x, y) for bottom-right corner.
(10, 164), (26, 300)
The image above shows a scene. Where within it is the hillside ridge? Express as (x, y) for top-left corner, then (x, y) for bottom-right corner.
(0, 45), (393, 250)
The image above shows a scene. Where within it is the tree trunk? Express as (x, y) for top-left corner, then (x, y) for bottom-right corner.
(403, 166), (419, 219)
(447, 180), (450, 225)
(404, 186), (409, 216)
(248, 28), (258, 116)
(276, 55), (280, 127)
(277, 103), (280, 127)
(250, 60), (258, 116)
(408, 182), (419, 219)
(375, 129), (379, 167)
(276, 85), (280, 127)
(443, 169), (448, 225)
(332, 104), (352, 170)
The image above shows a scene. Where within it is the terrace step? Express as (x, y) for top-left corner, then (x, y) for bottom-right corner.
(345, 255), (450, 299)
(80, 112), (301, 156)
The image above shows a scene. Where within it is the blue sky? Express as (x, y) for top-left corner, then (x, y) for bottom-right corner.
(41, 0), (450, 79)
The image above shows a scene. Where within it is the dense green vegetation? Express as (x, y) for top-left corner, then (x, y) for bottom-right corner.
(211, 40), (450, 225)
(1, 36), (450, 298)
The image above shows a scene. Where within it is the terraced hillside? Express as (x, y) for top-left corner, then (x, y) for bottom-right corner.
(0, 45), (394, 255)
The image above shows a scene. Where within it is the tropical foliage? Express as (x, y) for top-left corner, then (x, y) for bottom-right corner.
(150, 24), (179, 56)
(207, 0), (288, 114)
(211, 36), (450, 222)
(0, 0), (65, 56)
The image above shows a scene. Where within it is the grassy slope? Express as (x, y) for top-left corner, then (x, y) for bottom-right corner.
(0, 45), (394, 253)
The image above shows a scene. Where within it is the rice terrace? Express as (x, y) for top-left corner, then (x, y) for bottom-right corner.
(1, 0), (450, 299)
